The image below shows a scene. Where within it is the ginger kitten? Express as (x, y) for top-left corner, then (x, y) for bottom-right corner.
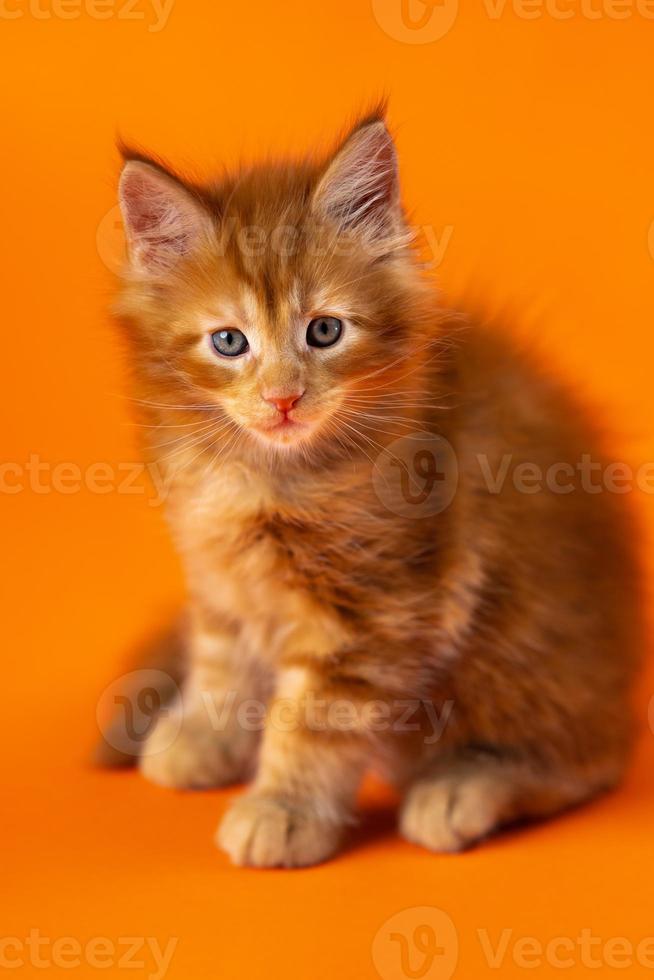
(104, 109), (641, 867)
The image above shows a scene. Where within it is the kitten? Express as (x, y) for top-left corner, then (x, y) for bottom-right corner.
(103, 108), (641, 867)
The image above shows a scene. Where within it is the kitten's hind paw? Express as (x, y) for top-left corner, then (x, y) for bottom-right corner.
(399, 772), (508, 853)
(399, 753), (604, 853)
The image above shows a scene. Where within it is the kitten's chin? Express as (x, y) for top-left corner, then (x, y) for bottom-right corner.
(250, 419), (314, 451)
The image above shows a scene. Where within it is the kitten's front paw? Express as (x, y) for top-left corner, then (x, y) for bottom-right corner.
(216, 793), (343, 868)
(139, 709), (255, 790)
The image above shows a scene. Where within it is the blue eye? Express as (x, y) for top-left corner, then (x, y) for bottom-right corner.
(306, 316), (343, 349)
(211, 329), (249, 357)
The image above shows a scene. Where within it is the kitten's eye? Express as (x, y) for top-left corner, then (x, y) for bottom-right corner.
(211, 329), (249, 358)
(306, 316), (343, 349)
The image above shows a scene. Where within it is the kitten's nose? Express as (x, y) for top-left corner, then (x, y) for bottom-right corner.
(263, 390), (305, 414)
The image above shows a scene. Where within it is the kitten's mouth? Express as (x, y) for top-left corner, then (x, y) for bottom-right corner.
(255, 415), (309, 444)
(265, 414), (304, 430)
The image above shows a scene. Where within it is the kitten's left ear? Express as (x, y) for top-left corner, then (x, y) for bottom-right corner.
(118, 159), (213, 276)
(312, 119), (405, 250)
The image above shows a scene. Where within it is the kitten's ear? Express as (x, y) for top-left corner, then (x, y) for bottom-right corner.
(118, 159), (213, 275)
(312, 120), (405, 249)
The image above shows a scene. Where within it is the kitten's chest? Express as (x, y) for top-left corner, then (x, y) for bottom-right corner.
(167, 463), (352, 660)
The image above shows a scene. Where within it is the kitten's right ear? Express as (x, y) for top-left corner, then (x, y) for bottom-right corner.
(118, 160), (213, 276)
(312, 118), (404, 251)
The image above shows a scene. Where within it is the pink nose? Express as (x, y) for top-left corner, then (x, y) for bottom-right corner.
(263, 391), (304, 414)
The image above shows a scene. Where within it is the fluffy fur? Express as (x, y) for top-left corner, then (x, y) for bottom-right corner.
(103, 109), (642, 867)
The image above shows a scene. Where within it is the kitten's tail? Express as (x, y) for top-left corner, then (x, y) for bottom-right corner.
(92, 614), (188, 768)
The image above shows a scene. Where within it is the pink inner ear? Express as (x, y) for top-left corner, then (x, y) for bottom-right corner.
(343, 133), (396, 223)
(119, 163), (207, 272)
(312, 122), (402, 246)
(123, 191), (161, 236)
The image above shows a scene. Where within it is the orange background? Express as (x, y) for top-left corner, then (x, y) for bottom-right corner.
(3, 1), (654, 977)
